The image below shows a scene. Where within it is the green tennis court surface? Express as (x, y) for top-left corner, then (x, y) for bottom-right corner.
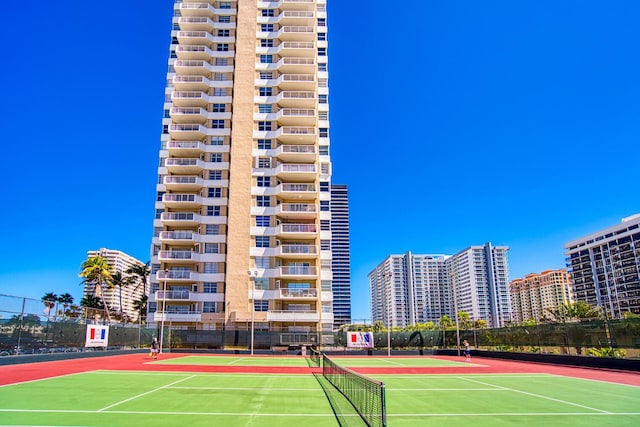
(153, 355), (471, 367)
(1, 370), (638, 426)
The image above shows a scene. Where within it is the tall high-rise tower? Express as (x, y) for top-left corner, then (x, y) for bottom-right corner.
(149, 0), (333, 348)
(330, 184), (352, 328)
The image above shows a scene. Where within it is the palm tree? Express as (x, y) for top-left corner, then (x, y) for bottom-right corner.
(57, 293), (74, 319)
(79, 255), (113, 323)
(133, 295), (148, 324)
(110, 271), (126, 317)
(126, 261), (151, 297)
(80, 294), (104, 309)
(41, 292), (58, 318)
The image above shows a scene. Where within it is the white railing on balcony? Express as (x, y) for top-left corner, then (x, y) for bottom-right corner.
(279, 164), (316, 173)
(158, 250), (194, 260)
(282, 11), (314, 18)
(171, 107), (204, 116)
(281, 41), (314, 49)
(166, 158), (199, 167)
(281, 74), (315, 83)
(281, 224), (316, 233)
(161, 212), (196, 222)
(157, 290), (190, 300)
(280, 203), (316, 213)
(281, 26), (314, 34)
(164, 176), (199, 185)
(279, 145), (315, 155)
(158, 230), (195, 240)
(157, 270), (193, 280)
(281, 91), (315, 99)
(279, 127), (315, 137)
(281, 266), (317, 275)
(282, 58), (314, 66)
(280, 244), (317, 255)
(280, 183), (316, 192)
(167, 141), (203, 150)
(278, 288), (318, 298)
(280, 108), (315, 118)
(162, 194), (197, 203)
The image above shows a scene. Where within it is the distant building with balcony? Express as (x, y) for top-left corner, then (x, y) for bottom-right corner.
(84, 248), (147, 321)
(149, 0), (335, 348)
(564, 214), (640, 319)
(510, 269), (573, 323)
(369, 243), (511, 329)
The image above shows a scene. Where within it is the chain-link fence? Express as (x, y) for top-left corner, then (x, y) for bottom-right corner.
(2, 293), (639, 358)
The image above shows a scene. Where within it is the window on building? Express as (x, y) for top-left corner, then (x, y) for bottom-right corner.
(258, 157), (271, 168)
(257, 176), (271, 187)
(261, 24), (274, 32)
(319, 128), (328, 137)
(219, 16), (231, 23)
(319, 94), (328, 104)
(258, 121), (272, 131)
(203, 302), (217, 313)
(217, 44), (230, 52)
(262, 9), (275, 17)
(257, 139), (272, 149)
(320, 200), (330, 211)
(259, 104), (272, 113)
(210, 153), (223, 163)
(318, 32), (326, 41)
(203, 282), (218, 293)
(255, 216), (270, 227)
(204, 263), (218, 273)
(257, 196), (271, 207)
(259, 72), (273, 80)
(214, 88), (227, 96)
(212, 119), (225, 128)
(205, 225), (220, 235)
(207, 206), (221, 216)
(254, 300), (269, 312)
(260, 55), (273, 64)
(210, 136), (224, 145)
(204, 243), (219, 254)
(259, 87), (273, 96)
(215, 58), (228, 66)
(209, 170), (222, 179)
(256, 236), (270, 248)
(318, 48), (327, 56)
(255, 257), (270, 269)
(261, 39), (274, 47)
(218, 29), (230, 37)
(212, 104), (226, 112)
(208, 188), (222, 198)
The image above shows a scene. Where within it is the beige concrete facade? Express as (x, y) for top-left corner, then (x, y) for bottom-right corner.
(510, 269), (574, 323)
(149, 0), (332, 348)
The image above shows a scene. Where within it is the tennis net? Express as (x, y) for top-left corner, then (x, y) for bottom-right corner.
(308, 346), (322, 367)
(322, 354), (387, 427)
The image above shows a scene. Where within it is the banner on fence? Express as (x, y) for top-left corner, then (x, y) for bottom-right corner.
(85, 325), (109, 347)
(346, 331), (374, 348)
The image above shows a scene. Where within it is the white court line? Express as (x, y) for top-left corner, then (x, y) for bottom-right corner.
(97, 375), (196, 412)
(1, 408), (638, 418)
(0, 408), (344, 417)
(169, 386), (322, 391)
(0, 371), (95, 388)
(388, 412), (640, 417)
(458, 376), (612, 414)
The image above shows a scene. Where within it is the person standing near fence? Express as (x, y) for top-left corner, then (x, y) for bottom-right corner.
(463, 340), (471, 362)
(150, 337), (160, 360)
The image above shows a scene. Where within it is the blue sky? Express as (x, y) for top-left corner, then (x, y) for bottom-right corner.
(0, 1), (638, 321)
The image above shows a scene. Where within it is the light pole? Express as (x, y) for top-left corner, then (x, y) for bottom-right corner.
(248, 270), (257, 355)
(159, 269), (168, 354)
(451, 271), (461, 356)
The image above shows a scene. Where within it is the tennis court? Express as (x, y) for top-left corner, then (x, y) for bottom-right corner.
(0, 353), (638, 426)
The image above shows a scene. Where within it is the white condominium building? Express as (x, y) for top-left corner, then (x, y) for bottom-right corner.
(149, 0), (334, 347)
(370, 243), (511, 329)
(564, 214), (640, 319)
(84, 248), (147, 321)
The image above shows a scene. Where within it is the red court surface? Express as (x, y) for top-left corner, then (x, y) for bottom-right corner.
(1, 354), (638, 387)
